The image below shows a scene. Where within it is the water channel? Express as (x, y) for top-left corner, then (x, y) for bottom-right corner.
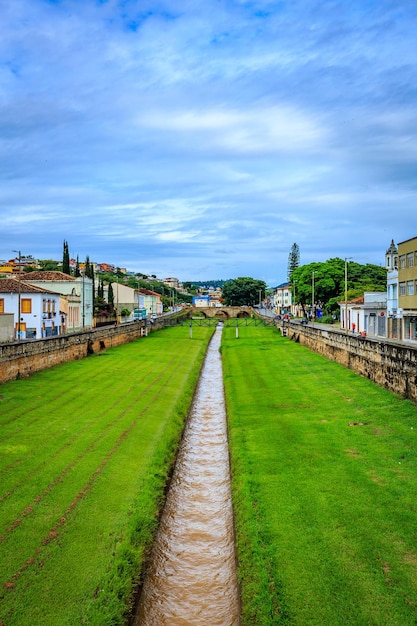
(133, 325), (240, 625)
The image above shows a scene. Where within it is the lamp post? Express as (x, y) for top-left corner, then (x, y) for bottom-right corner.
(344, 257), (353, 333)
(12, 250), (22, 342)
(293, 280), (297, 317)
(312, 270), (315, 326)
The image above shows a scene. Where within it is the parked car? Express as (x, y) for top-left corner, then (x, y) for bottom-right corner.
(300, 318), (308, 325)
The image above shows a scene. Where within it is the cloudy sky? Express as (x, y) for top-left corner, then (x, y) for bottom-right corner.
(1, 0), (417, 284)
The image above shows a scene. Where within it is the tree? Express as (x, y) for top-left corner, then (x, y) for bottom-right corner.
(74, 256), (81, 277)
(62, 240), (70, 275)
(290, 258), (387, 316)
(222, 277), (267, 306)
(84, 256), (95, 304)
(108, 282), (114, 307)
(287, 243), (300, 280)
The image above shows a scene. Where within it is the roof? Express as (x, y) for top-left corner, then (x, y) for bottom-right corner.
(0, 278), (60, 295)
(139, 288), (161, 296)
(22, 271), (76, 281)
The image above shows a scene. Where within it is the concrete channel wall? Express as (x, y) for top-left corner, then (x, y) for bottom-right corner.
(287, 322), (417, 402)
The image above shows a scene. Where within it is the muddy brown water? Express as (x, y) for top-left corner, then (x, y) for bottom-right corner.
(133, 325), (240, 625)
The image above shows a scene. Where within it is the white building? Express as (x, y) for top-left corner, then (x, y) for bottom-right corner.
(340, 292), (387, 337)
(0, 278), (61, 339)
(22, 271), (93, 331)
(273, 283), (292, 315)
(385, 239), (401, 339)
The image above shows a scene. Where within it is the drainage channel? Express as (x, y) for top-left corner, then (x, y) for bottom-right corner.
(133, 325), (240, 625)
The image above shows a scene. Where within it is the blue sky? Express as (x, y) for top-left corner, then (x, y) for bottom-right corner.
(1, 0), (417, 284)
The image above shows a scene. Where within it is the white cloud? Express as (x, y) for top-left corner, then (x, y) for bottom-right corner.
(1, 0), (417, 281)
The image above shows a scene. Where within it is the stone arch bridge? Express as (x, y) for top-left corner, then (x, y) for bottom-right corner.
(189, 306), (254, 318)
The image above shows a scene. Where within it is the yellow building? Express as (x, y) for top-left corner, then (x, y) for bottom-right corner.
(398, 236), (417, 341)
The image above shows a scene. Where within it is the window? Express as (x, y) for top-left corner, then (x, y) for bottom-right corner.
(399, 282), (406, 296)
(400, 255), (406, 269)
(0, 298), (4, 313)
(407, 253), (414, 268)
(408, 281), (414, 296)
(21, 298), (32, 314)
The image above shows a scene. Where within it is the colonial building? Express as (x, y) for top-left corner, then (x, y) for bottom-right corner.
(22, 271), (93, 332)
(385, 239), (400, 339)
(139, 289), (163, 317)
(0, 278), (61, 339)
(273, 283), (292, 315)
(339, 292), (387, 337)
(398, 236), (417, 341)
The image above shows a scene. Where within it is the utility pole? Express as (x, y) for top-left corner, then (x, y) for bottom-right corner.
(345, 257), (352, 333)
(311, 270), (315, 326)
(13, 250), (22, 342)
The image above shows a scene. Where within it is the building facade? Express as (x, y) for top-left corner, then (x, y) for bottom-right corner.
(385, 239), (400, 339)
(398, 236), (417, 341)
(273, 283), (292, 315)
(22, 271), (93, 331)
(0, 278), (61, 339)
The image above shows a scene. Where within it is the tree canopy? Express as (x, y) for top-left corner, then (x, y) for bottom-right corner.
(291, 258), (387, 315)
(222, 277), (267, 306)
(62, 240), (70, 275)
(287, 242), (300, 280)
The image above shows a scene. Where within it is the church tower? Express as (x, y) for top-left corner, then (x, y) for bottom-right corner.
(385, 239), (398, 271)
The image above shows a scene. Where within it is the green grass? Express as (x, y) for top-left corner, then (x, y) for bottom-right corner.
(0, 325), (214, 625)
(222, 324), (417, 626)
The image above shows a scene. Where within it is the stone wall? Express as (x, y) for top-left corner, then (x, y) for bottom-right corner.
(287, 323), (417, 402)
(0, 320), (156, 385)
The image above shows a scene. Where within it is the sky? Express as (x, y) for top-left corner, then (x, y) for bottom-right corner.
(1, 0), (417, 285)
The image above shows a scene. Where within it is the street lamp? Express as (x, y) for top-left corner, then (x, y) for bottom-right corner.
(293, 280), (297, 317)
(344, 257), (353, 333)
(312, 271), (315, 326)
(12, 250), (22, 342)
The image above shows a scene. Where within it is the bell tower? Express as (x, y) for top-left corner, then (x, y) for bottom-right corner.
(385, 239), (398, 271)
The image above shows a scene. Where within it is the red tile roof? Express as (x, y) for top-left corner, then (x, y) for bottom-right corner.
(22, 271), (76, 281)
(0, 278), (60, 295)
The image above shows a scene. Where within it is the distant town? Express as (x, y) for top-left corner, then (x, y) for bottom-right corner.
(1, 234), (417, 343)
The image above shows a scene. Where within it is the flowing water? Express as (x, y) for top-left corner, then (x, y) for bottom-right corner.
(133, 325), (240, 625)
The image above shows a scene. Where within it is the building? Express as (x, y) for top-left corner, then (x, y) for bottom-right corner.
(164, 277), (180, 289)
(103, 283), (143, 321)
(22, 271), (93, 332)
(339, 292), (387, 336)
(192, 295), (211, 307)
(385, 239), (400, 339)
(398, 236), (417, 341)
(273, 283), (292, 315)
(0, 278), (61, 339)
(139, 289), (163, 317)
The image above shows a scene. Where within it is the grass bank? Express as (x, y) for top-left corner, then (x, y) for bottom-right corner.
(0, 325), (214, 625)
(222, 324), (417, 626)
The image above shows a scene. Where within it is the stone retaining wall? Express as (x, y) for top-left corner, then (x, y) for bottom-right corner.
(287, 323), (417, 402)
(0, 321), (154, 385)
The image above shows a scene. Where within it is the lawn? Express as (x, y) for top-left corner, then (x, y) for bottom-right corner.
(0, 325), (214, 626)
(222, 324), (417, 626)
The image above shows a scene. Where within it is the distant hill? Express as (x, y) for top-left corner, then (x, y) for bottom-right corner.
(188, 280), (227, 288)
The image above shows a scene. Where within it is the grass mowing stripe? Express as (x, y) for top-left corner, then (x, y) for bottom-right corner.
(0, 332), (193, 501)
(223, 325), (417, 626)
(0, 325), (215, 625)
(0, 332), (199, 567)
